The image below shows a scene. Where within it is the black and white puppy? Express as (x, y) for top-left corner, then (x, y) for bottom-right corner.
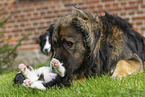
(39, 24), (53, 55)
(15, 58), (65, 90)
(39, 33), (51, 55)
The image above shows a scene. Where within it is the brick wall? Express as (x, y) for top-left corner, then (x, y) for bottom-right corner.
(0, 0), (145, 66)
(1, 0), (145, 51)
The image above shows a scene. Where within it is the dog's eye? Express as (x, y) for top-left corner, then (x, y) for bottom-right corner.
(52, 39), (57, 49)
(64, 41), (73, 48)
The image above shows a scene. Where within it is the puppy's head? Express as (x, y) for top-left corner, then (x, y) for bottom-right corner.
(39, 33), (51, 55)
(51, 9), (101, 74)
(14, 73), (26, 84)
(39, 24), (54, 55)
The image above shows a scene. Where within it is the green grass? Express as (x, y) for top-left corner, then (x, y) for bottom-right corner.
(0, 68), (145, 97)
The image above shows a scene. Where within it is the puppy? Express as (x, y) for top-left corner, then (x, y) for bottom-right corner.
(39, 32), (51, 55)
(14, 58), (65, 90)
(39, 24), (53, 55)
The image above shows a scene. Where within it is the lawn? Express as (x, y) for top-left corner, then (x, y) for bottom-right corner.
(0, 67), (145, 97)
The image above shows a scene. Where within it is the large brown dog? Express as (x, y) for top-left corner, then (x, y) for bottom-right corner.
(44, 9), (145, 88)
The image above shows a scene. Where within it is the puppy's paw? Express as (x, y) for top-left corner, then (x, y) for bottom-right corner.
(50, 58), (65, 77)
(23, 79), (33, 87)
(50, 58), (61, 69)
(23, 79), (46, 90)
(18, 63), (27, 72)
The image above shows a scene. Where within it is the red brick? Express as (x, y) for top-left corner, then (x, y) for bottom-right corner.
(54, 1), (59, 4)
(24, 9), (34, 12)
(30, 17), (42, 21)
(124, 6), (138, 10)
(133, 16), (145, 20)
(75, 0), (82, 2)
(7, 25), (12, 28)
(102, 0), (114, 2)
(18, 19), (28, 22)
(50, 5), (55, 9)
(24, 28), (35, 31)
(33, 12), (38, 16)
(88, 5), (95, 9)
(108, 8), (122, 12)
(141, 5), (145, 8)
(137, 11), (143, 14)
(86, 0), (99, 4)
(12, 29), (22, 33)
(44, 15), (56, 19)
(20, 24), (25, 27)
(133, 27), (138, 31)
(129, 11), (135, 15)
(128, 1), (136, 5)
(64, 3), (77, 7)
(136, 22), (142, 26)
(57, 4), (63, 9)
(46, 1), (53, 5)
(8, 1), (16, 6)
(137, 0), (143, 4)
(105, 4), (111, 7)
(33, 3), (39, 6)
(141, 27), (145, 31)
(6, 39), (17, 43)
(112, 3), (118, 7)
(121, 2), (127, 6)
(27, 14), (31, 17)
(11, 10), (21, 14)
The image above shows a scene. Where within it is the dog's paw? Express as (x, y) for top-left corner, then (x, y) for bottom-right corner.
(50, 58), (61, 69)
(18, 63), (27, 72)
(112, 72), (128, 79)
(23, 79), (33, 87)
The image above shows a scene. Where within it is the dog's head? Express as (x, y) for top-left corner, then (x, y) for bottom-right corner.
(39, 24), (54, 55)
(50, 9), (102, 75)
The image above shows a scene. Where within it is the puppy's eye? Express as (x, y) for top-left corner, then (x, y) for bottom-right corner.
(44, 39), (46, 42)
(64, 41), (73, 48)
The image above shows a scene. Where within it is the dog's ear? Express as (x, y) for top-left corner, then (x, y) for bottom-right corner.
(72, 9), (102, 75)
(47, 24), (55, 58)
(47, 24), (54, 39)
(38, 34), (44, 44)
(72, 9), (102, 53)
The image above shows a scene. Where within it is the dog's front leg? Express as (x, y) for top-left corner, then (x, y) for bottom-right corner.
(112, 54), (143, 78)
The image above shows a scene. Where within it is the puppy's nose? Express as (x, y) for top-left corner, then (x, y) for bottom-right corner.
(45, 49), (49, 53)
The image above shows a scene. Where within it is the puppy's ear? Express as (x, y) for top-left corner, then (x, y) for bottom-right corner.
(35, 36), (40, 44)
(36, 34), (44, 44)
